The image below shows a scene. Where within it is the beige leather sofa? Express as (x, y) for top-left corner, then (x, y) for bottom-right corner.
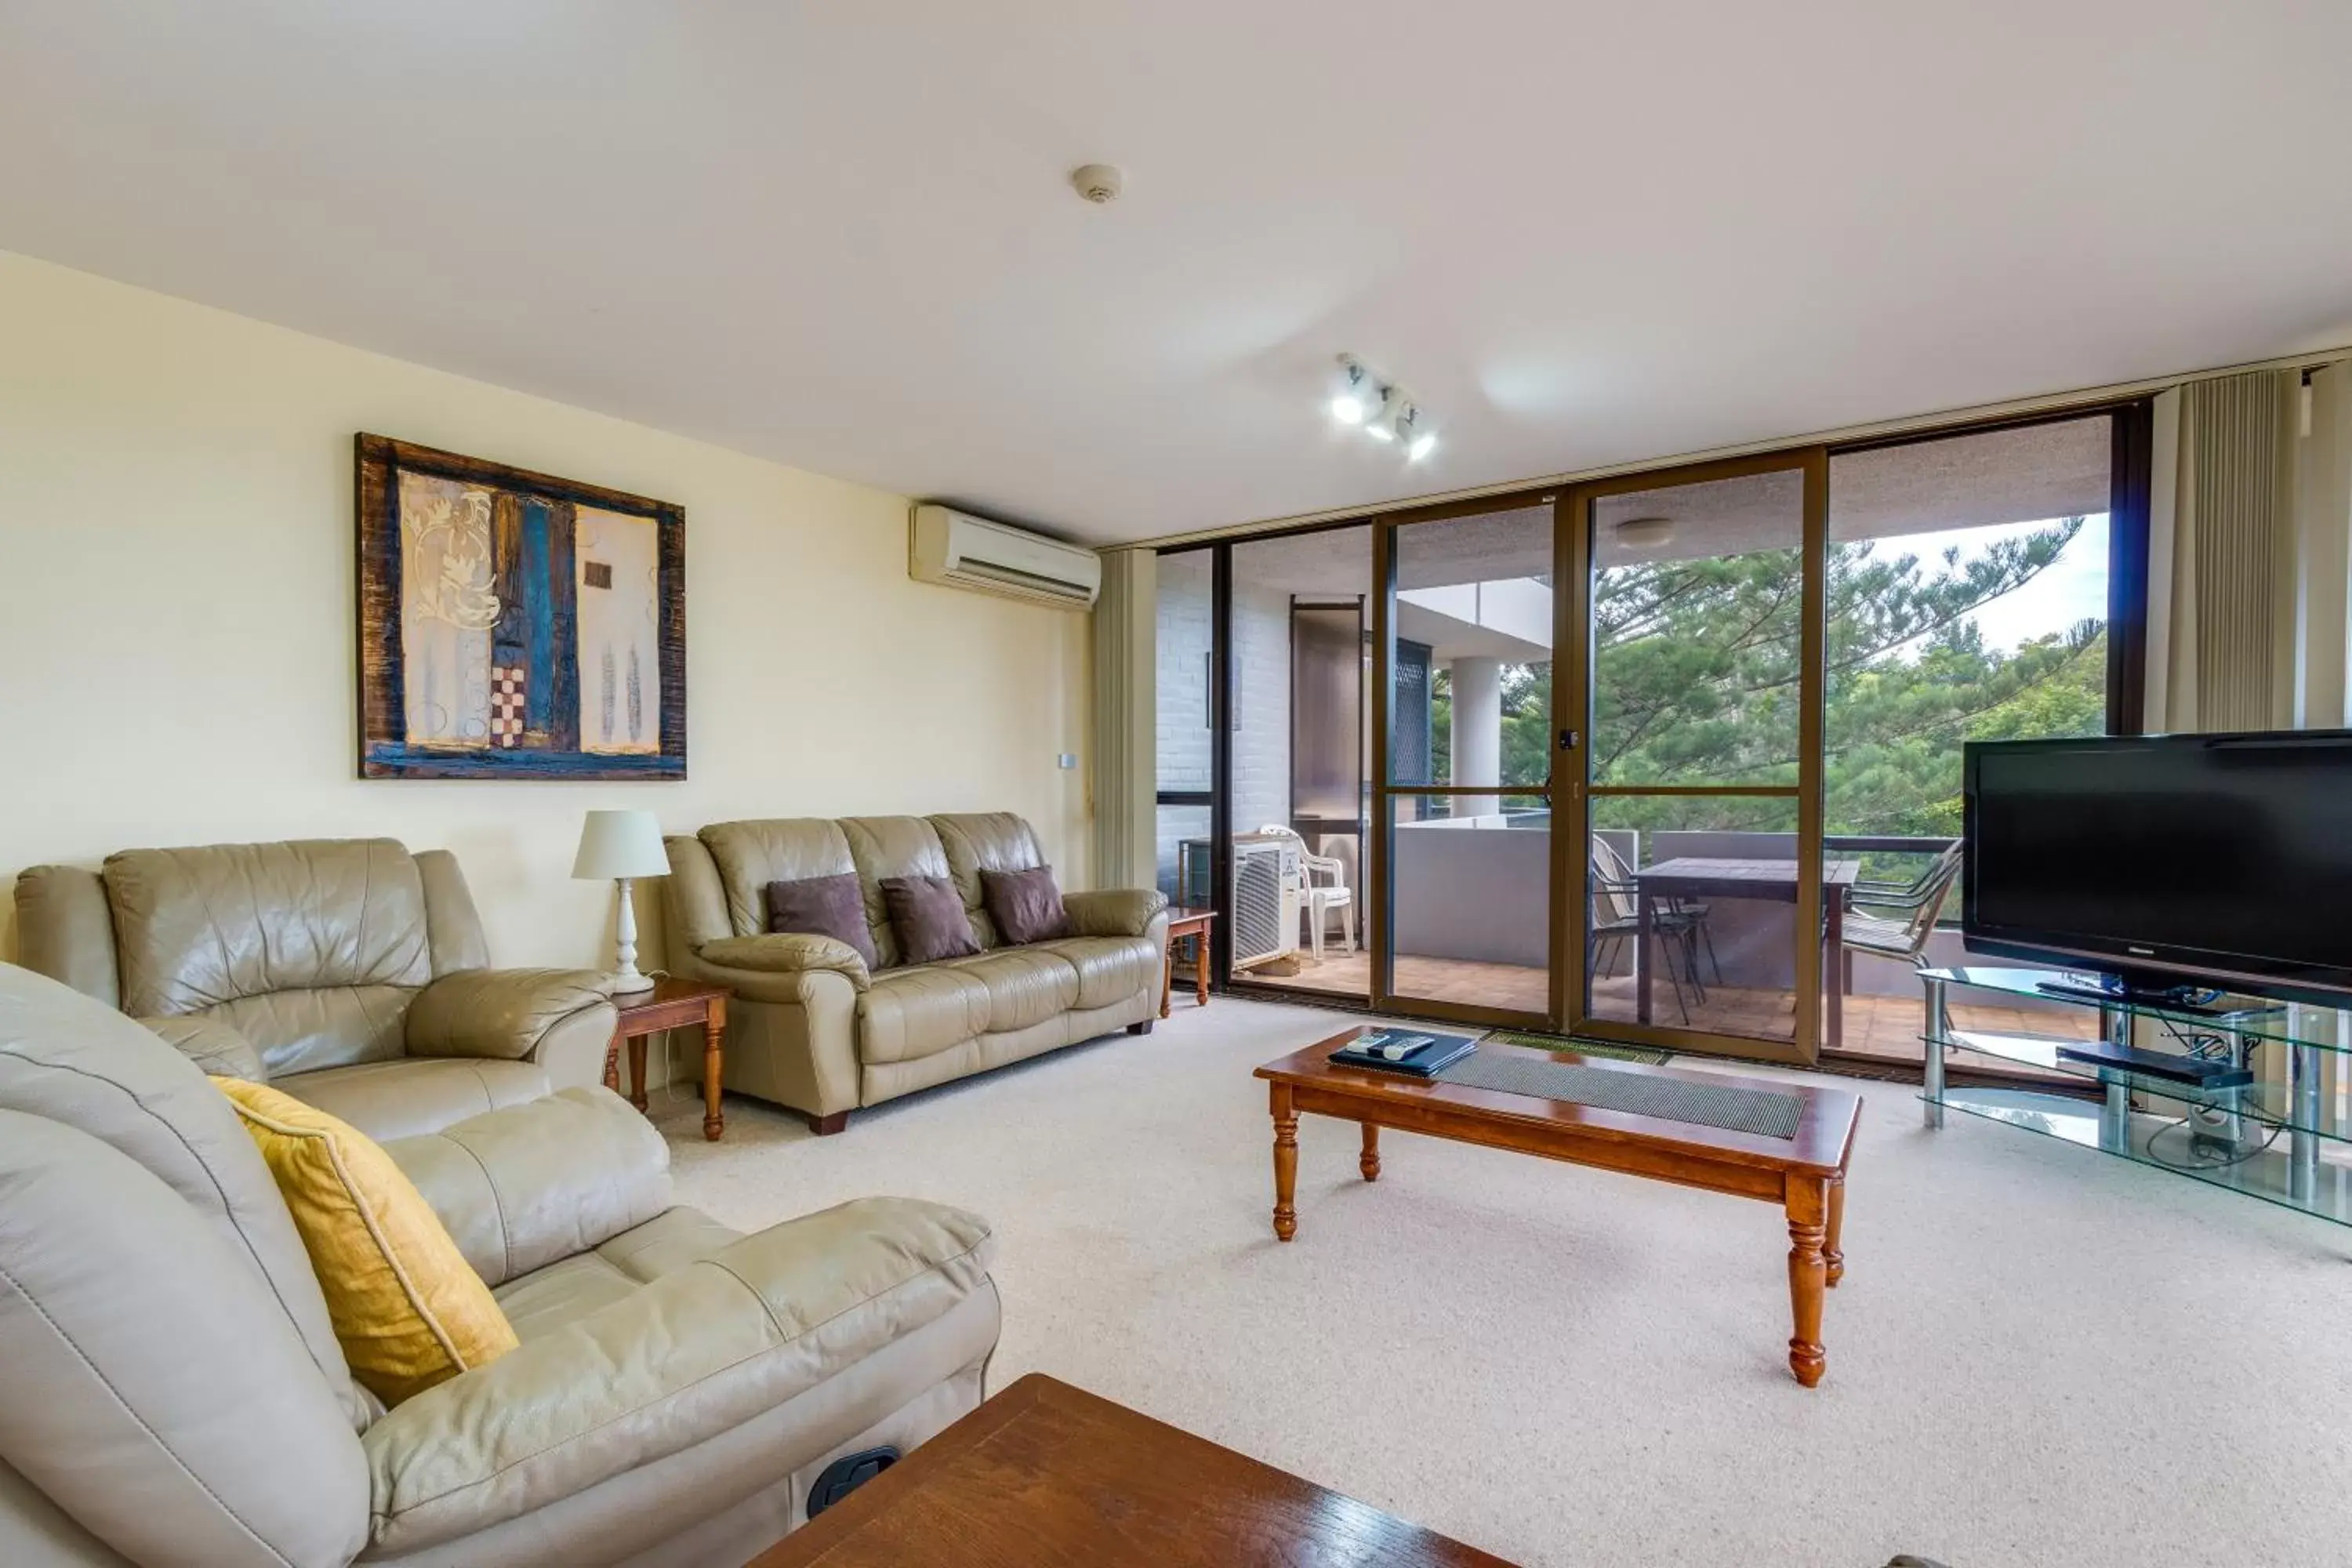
(0, 960), (1001, 1567)
(665, 812), (1168, 1133)
(14, 838), (619, 1142)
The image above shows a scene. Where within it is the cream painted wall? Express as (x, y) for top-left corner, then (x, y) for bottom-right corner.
(0, 250), (1092, 985)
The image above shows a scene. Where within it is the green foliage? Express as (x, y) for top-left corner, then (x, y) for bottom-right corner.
(1587, 519), (2106, 833)
(1419, 520), (2105, 835)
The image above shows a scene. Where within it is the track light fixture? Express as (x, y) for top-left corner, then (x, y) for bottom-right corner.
(1327, 354), (1437, 463)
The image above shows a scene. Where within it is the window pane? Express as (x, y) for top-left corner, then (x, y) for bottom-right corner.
(1390, 794), (1550, 1015)
(1228, 528), (1371, 1002)
(1390, 506), (1554, 792)
(1822, 416), (2113, 1063)
(1581, 795), (1800, 1044)
(1591, 470), (1802, 789)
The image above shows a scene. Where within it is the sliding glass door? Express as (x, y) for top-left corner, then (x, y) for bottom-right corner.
(1168, 405), (2142, 1067)
(1370, 497), (1562, 1029)
(1560, 452), (1829, 1064)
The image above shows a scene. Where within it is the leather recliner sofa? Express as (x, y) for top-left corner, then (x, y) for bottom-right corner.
(664, 811), (1168, 1133)
(14, 837), (619, 1141)
(0, 960), (1002, 1567)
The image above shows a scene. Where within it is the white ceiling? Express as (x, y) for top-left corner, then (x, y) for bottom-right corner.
(5, 3), (2348, 546)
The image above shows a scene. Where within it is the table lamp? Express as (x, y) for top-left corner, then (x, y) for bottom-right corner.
(572, 809), (668, 995)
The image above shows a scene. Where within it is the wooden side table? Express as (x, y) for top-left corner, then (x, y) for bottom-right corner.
(605, 976), (731, 1141)
(1161, 906), (1217, 1018)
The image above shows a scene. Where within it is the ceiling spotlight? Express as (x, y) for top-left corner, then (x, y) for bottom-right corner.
(1392, 400), (1437, 462)
(1329, 355), (1381, 426)
(1616, 517), (1675, 548)
(1327, 354), (1437, 462)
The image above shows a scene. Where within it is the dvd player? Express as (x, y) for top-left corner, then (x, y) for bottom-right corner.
(2053, 1039), (2251, 1090)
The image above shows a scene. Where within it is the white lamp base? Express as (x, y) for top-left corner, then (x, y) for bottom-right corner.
(609, 877), (658, 995)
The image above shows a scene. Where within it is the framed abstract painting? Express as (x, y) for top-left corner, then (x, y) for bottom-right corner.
(355, 434), (687, 779)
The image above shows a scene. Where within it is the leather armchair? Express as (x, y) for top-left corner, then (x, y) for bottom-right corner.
(0, 960), (1001, 1567)
(13, 838), (619, 1141)
(664, 811), (1168, 1134)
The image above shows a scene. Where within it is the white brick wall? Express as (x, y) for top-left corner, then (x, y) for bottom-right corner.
(1149, 557), (1294, 902)
(1229, 583), (1291, 837)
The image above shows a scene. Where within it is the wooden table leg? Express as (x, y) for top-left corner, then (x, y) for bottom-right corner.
(627, 1035), (649, 1113)
(1636, 887), (1655, 1025)
(1824, 1171), (1846, 1288)
(1160, 946), (1174, 1020)
(1193, 933), (1210, 1008)
(1359, 1122), (1381, 1182)
(603, 1026), (623, 1094)
(1271, 1084), (1299, 1242)
(1785, 1174), (1829, 1388)
(701, 999), (727, 1142)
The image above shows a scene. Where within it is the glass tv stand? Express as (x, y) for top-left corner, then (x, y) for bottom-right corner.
(1921, 967), (2352, 1225)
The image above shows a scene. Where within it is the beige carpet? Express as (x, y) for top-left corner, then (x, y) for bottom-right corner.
(653, 998), (2352, 1567)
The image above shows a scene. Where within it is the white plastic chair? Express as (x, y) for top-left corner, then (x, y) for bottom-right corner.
(1255, 824), (1356, 962)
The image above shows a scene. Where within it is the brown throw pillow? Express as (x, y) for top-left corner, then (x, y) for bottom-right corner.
(982, 865), (1069, 946)
(765, 873), (878, 970)
(879, 875), (981, 965)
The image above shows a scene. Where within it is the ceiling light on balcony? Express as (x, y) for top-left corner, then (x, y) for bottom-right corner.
(1616, 517), (1675, 549)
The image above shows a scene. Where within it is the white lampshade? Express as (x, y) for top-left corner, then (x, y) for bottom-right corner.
(572, 810), (669, 881)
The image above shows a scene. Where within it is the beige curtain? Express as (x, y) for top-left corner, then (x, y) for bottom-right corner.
(2147, 369), (2300, 732)
(1090, 548), (1156, 890)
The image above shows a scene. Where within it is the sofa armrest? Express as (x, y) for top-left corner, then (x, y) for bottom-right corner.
(136, 1014), (264, 1080)
(697, 933), (871, 993)
(1062, 887), (1169, 939)
(405, 968), (615, 1063)
(361, 1196), (996, 1556)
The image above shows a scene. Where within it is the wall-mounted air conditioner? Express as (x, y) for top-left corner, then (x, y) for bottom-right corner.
(909, 505), (1101, 610)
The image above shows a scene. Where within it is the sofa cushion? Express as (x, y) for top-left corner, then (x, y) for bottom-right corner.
(221, 1079), (521, 1406)
(699, 819), (858, 939)
(104, 839), (432, 1019)
(1033, 935), (1164, 1011)
(930, 812), (1048, 948)
(277, 1055), (553, 1143)
(840, 816), (953, 967)
(492, 1207), (742, 1341)
(205, 982), (419, 1079)
(384, 1087), (673, 1288)
(766, 872), (879, 969)
(939, 947), (1083, 1033)
(856, 966), (992, 1064)
(982, 865), (1071, 946)
(880, 875), (982, 965)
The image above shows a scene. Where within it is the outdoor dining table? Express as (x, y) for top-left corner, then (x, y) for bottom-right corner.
(1634, 857), (1863, 1047)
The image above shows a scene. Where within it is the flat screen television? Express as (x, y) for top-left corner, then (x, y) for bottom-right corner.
(1963, 730), (2352, 1002)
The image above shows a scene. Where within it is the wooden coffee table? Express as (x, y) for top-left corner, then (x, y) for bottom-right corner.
(1255, 1030), (1862, 1387)
(746, 1372), (1515, 1566)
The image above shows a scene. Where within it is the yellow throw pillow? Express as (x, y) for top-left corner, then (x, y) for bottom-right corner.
(216, 1079), (518, 1404)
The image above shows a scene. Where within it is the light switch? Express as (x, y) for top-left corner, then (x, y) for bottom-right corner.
(1057, 753), (1078, 770)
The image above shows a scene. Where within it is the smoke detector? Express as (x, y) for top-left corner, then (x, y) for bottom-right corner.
(1069, 163), (1124, 204)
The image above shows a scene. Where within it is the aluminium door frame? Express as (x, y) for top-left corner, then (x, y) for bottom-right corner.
(1557, 447), (1830, 1065)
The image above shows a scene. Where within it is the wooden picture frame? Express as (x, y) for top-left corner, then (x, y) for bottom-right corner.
(355, 434), (687, 779)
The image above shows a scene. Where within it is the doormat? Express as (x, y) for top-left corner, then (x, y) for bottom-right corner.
(1479, 1029), (1672, 1065)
